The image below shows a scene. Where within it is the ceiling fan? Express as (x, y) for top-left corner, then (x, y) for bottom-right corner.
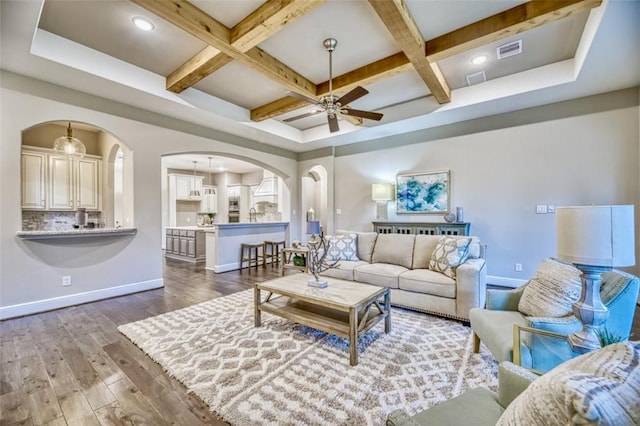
(284, 38), (383, 133)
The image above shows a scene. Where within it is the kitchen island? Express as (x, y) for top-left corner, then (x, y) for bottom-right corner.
(165, 226), (214, 263)
(205, 222), (289, 273)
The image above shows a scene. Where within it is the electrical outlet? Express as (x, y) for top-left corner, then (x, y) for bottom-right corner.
(547, 204), (555, 213)
(62, 276), (71, 286)
(515, 263), (523, 272)
(336, 209), (342, 215)
(536, 205), (548, 214)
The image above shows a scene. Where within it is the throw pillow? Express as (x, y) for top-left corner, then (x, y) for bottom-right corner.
(428, 236), (472, 278)
(327, 233), (359, 261)
(497, 341), (640, 426)
(517, 258), (582, 317)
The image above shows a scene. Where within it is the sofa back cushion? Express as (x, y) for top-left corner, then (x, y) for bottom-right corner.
(371, 233), (415, 269)
(337, 230), (378, 263)
(412, 235), (441, 269)
(497, 341), (640, 426)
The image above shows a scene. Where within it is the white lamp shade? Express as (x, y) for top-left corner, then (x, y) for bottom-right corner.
(556, 205), (635, 267)
(372, 183), (394, 201)
(306, 220), (321, 235)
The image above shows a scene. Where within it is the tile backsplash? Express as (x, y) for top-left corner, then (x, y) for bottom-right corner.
(22, 211), (103, 231)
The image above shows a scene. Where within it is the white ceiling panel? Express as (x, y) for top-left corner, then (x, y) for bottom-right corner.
(193, 0), (267, 28)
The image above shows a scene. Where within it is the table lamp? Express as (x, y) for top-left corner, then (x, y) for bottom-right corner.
(372, 183), (394, 221)
(556, 205), (635, 352)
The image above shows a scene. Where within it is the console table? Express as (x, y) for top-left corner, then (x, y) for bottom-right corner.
(372, 221), (470, 236)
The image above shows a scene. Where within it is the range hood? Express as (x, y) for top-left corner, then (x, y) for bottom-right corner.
(253, 176), (278, 204)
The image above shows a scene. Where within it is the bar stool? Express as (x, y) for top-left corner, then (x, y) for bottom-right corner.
(264, 240), (286, 267)
(240, 242), (265, 272)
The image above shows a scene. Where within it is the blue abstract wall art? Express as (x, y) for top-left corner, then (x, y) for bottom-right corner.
(396, 171), (450, 214)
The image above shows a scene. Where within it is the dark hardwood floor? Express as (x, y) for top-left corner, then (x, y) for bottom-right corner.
(1, 259), (639, 425)
(0, 258), (284, 426)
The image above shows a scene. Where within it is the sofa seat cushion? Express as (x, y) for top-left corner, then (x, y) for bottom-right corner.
(497, 341), (640, 426)
(354, 263), (408, 289)
(399, 269), (456, 298)
(469, 308), (527, 363)
(319, 260), (368, 281)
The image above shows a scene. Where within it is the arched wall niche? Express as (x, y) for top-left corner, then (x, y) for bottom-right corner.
(301, 164), (328, 241)
(20, 120), (134, 230)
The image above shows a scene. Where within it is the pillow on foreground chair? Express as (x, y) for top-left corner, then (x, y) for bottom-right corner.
(469, 258), (639, 372)
(386, 341), (640, 426)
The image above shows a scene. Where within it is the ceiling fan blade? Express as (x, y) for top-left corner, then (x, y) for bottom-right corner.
(283, 110), (324, 122)
(327, 114), (339, 133)
(336, 86), (369, 106)
(341, 108), (383, 121)
(286, 91), (321, 106)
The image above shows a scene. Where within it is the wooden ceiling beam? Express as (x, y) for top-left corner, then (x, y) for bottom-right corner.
(132, 0), (317, 97)
(368, 0), (451, 104)
(425, 0), (602, 62)
(166, 46), (233, 93)
(230, 0), (324, 51)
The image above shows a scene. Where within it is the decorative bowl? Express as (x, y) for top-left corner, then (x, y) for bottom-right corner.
(444, 213), (457, 223)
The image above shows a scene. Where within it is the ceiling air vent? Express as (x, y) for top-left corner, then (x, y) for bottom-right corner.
(466, 71), (486, 86)
(497, 40), (522, 59)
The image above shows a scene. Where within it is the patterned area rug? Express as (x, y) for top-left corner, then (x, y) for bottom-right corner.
(119, 289), (498, 425)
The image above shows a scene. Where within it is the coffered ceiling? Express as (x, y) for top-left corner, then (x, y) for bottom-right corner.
(1, 0), (639, 152)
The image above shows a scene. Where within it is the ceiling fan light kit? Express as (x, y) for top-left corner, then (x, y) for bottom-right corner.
(285, 38), (383, 133)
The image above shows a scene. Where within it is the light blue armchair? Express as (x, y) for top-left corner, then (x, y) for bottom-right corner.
(469, 269), (639, 372)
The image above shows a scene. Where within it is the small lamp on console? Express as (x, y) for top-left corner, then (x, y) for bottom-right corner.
(372, 183), (394, 221)
(556, 205), (635, 353)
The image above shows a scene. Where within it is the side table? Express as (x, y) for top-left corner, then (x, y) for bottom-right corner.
(281, 247), (309, 276)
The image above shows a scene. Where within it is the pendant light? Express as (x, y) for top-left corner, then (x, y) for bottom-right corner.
(189, 161), (201, 199)
(204, 157), (216, 195)
(53, 122), (86, 158)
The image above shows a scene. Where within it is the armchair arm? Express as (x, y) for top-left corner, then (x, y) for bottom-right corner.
(514, 322), (581, 373)
(486, 286), (525, 311)
(386, 410), (421, 426)
(497, 361), (538, 408)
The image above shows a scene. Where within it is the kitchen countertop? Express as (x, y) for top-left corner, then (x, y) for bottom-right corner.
(17, 227), (137, 240)
(167, 222), (288, 231)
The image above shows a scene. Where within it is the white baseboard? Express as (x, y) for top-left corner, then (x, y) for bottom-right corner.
(0, 279), (164, 320)
(487, 275), (527, 288)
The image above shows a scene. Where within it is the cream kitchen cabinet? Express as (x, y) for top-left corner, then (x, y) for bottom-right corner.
(170, 173), (204, 201)
(21, 151), (47, 209)
(21, 147), (102, 211)
(49, 155), (101, 211)
(200, 186), (218, 213)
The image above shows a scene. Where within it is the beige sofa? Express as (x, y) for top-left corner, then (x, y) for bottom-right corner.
(320, 230), (487, 322)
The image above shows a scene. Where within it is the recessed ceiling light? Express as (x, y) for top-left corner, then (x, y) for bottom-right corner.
(132, 16), (154, 32)
(471, 55), (488, 65)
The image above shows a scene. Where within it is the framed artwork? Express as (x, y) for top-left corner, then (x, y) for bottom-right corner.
(396, 170), (450, 214)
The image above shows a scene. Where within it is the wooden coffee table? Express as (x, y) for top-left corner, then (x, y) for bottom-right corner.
(254, 273), (390, 366)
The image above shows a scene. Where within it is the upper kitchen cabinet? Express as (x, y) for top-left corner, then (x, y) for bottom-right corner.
(21, 150), (47, 210)
(200, 186), (218, 213)
(49, 154), (102, 211)
(170, 173), (204, 201)
(22, 146), (102, 211)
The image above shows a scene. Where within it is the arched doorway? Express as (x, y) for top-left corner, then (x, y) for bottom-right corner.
(301, 164), (328, 241)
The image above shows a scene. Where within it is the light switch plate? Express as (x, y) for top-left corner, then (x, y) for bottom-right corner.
(536, 205), (548, 214)
(336, 209), (342, 215)
(547, 204), (555, 213)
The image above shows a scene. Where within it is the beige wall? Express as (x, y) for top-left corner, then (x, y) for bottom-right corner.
(0, 83), (297, 318)
(331, 101), (640, 284)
